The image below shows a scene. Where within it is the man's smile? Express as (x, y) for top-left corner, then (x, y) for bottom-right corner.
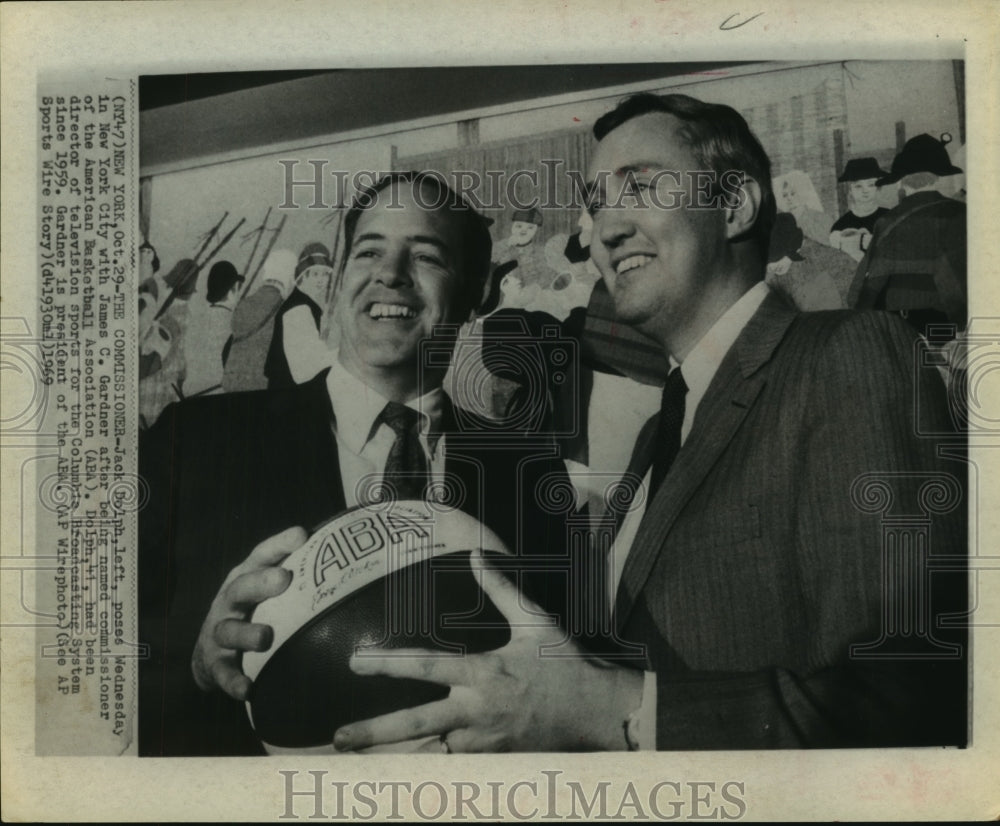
(367, 301), (418, 320)
(614, 253), (656, 275)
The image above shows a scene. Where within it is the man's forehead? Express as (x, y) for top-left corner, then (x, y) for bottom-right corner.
(587, 111), (690, 181)
(355, 186), (459, 241)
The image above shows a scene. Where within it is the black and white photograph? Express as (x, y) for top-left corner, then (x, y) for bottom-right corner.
(2, 1), (998, 822)
(136, 61), (971, 758)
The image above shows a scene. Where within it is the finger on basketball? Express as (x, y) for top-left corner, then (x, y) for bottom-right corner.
(226, 566), (292, 609)
(211, 658), (252, 701)
(245, 526), (307, 569)
(333, 698), (462, 752)
(348, 648), (471, 686)
(214, 618), (274, 652)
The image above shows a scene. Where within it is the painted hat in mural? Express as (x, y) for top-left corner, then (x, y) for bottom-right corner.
(767, 212), (805, 264)
(878, 133), (963, 185)
(206, 260), (244, 303)
(837, 157), (889, 183)
(261, 248), (299, 297)
(511, 206), (542, 225)
(295, 241), (332, 278)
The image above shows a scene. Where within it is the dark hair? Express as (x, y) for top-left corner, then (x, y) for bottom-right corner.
(341, 171), (493, 308)
(206, 260), (244, 303)
(139, 241), (160, 274)
(593, 92), (776, 262)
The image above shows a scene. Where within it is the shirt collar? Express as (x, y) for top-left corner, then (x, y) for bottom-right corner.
(326, 351), (445, 455)
(673, 281), (771, 404)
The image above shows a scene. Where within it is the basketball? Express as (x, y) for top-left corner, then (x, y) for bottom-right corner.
(242, 500), (512, 753)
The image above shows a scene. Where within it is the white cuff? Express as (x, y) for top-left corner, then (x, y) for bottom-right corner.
(625, 670), (658, 750)
(637, 669), (658, 750)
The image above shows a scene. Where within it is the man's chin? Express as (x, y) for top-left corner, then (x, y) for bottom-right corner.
(357, 341), (420, 367)
(608, 301), (655, 333)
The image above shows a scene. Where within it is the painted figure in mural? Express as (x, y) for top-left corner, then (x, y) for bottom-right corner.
(765, 212), (844, 311)
(138, 258), (197, 426)
(849, 133), (967, 384)
(537, 210), (601, 320)
(492, 206), (560, 291)
(221, 249), (298, 393)
(138, 314), (183, 430)
(829, 157), (891, 263)
(183, 260), (244, 397)
(138, 241), (161, 292)
(266, 241), (336, 388)
(772, 169), (834, 247)
(769, 169), (856, 302)
(137, 241), (163, 338)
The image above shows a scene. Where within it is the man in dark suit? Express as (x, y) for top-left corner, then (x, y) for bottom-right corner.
(138, 172), (570, 755)
(333, 94), (967, 753)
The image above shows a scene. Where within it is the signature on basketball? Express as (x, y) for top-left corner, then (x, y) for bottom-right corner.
(310, 555), (383, 613)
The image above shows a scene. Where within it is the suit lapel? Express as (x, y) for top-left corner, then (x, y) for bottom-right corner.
(317, 377), (348, 520)
(614, 292), (798, 628)
(438, 396), (485, 523)
(261, 369), (348, 527)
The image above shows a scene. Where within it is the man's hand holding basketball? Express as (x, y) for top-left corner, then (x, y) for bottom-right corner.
(333, 548), (644, 753)
(191, 527), (305, 699)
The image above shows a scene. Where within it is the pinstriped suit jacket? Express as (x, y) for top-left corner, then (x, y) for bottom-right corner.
(614, 291), (967, 748)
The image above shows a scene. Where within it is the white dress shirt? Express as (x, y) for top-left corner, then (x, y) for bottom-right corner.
(610, 281), (772, 598)
(564, 371), (662, 515)
(323, 354), (448, 753)
(325, 353), (447, 507)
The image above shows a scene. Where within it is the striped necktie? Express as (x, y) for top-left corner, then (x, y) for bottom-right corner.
(377, 401), (429, 501)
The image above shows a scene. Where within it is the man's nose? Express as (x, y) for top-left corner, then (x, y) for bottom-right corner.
(596, 207), (636, 249)
(374, 249), (413, 287)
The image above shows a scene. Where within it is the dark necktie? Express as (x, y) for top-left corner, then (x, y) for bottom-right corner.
(649, 367), (688, 495)
(377, 401), (429, 501)
(600, 366), (687, 536)
(584, 368), (687, 636)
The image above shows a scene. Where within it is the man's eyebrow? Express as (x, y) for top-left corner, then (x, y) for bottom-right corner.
(353, 232), (452, 254)
(585, 162), (667, 194)
(408, 235), (450, 253)
(613, 163), (664, 176)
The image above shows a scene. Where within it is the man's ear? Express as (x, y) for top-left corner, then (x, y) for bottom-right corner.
(725, 177), (762, 241)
